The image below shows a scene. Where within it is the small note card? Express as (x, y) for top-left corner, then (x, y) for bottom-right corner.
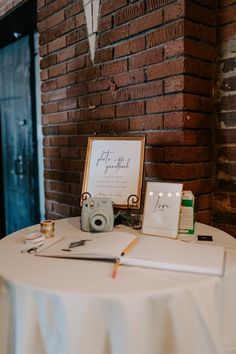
(142, 182), (183, 238)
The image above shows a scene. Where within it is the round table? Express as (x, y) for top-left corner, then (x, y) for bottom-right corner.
(1, 218), (236, 354)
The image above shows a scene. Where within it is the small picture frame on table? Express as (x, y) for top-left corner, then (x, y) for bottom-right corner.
(142, 182), (183, 238)
(81, 137), (145, 209)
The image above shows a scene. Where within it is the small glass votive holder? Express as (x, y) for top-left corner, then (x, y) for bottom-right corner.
(40, 220), (55, 238)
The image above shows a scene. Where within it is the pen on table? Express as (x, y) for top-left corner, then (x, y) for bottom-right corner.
(121, 238), (138, 256)
(112, 238), (138, 279)
(112, 259), (120, 279)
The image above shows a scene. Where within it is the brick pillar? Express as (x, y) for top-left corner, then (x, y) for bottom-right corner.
(214, 0), (236, 237)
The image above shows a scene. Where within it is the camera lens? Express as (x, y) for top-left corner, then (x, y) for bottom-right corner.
(94, 219), (103, 227)
(90, 213), (107, 232)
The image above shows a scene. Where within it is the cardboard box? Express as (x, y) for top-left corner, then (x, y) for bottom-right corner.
(179, 191), (195, 234)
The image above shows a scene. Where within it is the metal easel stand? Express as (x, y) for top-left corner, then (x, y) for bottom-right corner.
(80, 192), (142, 230)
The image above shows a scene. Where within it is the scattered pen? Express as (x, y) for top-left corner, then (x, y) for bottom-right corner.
(112, 259), (120, 279)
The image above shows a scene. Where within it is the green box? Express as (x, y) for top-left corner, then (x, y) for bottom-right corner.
(178, 191), (195, 234)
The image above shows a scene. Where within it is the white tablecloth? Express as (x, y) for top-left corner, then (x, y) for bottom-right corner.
(1, 218), (236, 354)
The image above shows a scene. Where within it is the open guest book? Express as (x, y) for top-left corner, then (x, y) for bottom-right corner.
(37, 231), (225, 276)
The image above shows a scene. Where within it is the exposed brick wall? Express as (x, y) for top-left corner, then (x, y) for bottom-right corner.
(38, 0), (218, 224)
(214, 0), (236, 237)
(0, 0), (25, 17)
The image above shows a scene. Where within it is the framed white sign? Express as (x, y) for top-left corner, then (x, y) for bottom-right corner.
(142, 182), (183, 238)
(81, 137), (145, 208)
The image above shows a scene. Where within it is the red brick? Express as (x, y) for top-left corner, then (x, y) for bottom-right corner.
(48, 63), (67, 79)
(219, 22), (236, 41)
(184, 38), (215, 62)
(184, 20), (216, 46)
(39, 29), (56, 45)
(102, 89), (129, 104)
(129, 47), (163, 69)
(146, 131), (185, 146)
(114, 1), (145, 26)
(38, 2), (54, 21)
(42, 88), (67, 103)
(184, 76), (213, 96)
(40, 54), (57, 69)
(147, 57), (184, 80)
(144, 147), (164, 162)
(41, 79), (58, 93)
(183, 94), (213, 113)
(217, 4), (236, 24)
(78, 93), (101, 109)
(164, 75), (184, 94)
(146, 94), (183, 114)
(42, 112), (68, 125)
(39, 10), (65, 33)
(67, 56), (86, 72)
(98, 15), (113, 32)
(58, 97), (78, 111)
(145, 163), (209, 180)
(58, 124), (78, 135)
(75, 41), (89, 56)
(195, 210), (211, 224)
(87, 78), (111, 93)
(114, 37), (145, 58)
(102, 59), (128, 76)
(164, 38), (184, 59)
(57, 46), (76, 63)
(57, 73), (77, 88)
(185, 1), (215, 25)
(147, 20), (184, 48)
(76, 67), (100, 82)
(56, 17), (77, 37)
(100, 0), (127, 16)
(66, 26), (87, 46)
(164, 0), (185, 23)
(218, 0), (236, 7)
(64, 2), (83, 19)
(146, 0), (176, 11)
(44, 147), (60, 158)
(48, 37), (67, 54)
(165, 146), (212, 162)
(129, 9), (162, 36)
(131, 81), (163, 99)
(95, 47), (113, 63)
(49, 136), (69, 147)
(217, 129), (236, 144)
(184, 57), (214, 79)
(52, 203), (71, 217)
(130, 115), (163, 131)
(113, 69), (145, 88)
(90, 105), (116, 119)
(163, 112), (212, 130)
(116, 102), (145, 117)
(99, 25), (129, 47)
(67, 83), (88, 98)
(195, 194), (212, 211)
(42, 102), (58, 114)
(184, 178), (214, 195)
(218, 147), (236, 161)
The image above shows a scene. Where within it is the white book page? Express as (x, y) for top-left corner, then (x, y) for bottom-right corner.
(38, 232), (137, 260)
(120, 236), (225, 276)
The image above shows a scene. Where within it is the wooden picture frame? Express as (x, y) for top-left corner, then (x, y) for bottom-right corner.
(81, 137), (145, 208)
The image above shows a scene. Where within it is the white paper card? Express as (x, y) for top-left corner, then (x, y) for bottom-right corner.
(142, 182), (183, 238)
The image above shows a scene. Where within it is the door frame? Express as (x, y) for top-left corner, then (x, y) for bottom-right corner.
(0, 0), (44, 236)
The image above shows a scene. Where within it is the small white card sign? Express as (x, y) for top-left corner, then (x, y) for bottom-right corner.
(142, 182), (183, 238)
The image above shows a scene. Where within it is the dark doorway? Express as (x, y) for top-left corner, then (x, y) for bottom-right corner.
(0, 0), (40, 236)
